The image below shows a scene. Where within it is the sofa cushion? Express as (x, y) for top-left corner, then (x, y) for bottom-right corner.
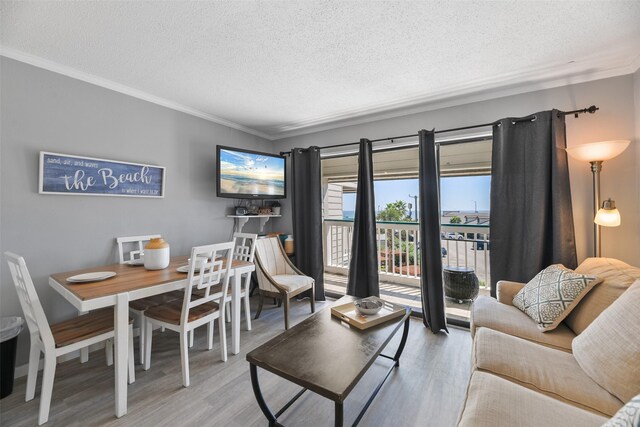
(471, 295), (574, 351)
(473, 327), (623, 416)
(512, 264), (601, 331)
(566, 257), (640, 335)
(457, 371), (608, 427)
(602, 394), (640, 427)
(573, 280), (640, 403)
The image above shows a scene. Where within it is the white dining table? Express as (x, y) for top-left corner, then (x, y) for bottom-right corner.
(49, 255), (255, 418)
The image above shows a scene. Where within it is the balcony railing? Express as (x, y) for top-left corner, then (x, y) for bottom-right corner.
(323, 219), (491, 290)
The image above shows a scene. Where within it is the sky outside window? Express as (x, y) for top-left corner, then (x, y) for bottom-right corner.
(342, 176), (491, 213)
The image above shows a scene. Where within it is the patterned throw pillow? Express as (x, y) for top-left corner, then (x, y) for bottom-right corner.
(512, 264), (601, 331)
(602, 394), (640, 427)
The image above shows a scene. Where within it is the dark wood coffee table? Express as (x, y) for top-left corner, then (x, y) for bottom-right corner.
(246, 296), (411, 426)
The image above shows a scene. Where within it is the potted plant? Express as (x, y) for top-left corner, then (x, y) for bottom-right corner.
(271, 201), (281, 215)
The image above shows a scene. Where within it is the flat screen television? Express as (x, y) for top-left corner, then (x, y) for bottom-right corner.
(216, 145), (286, 199)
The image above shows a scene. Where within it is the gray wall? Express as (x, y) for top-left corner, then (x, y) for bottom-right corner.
(635, 69), (640, 258)
(272, 74), (640, 268)
(0, 57), (271, 366)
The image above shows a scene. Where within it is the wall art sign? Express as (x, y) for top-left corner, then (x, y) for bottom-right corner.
(39, 152), (166, 198)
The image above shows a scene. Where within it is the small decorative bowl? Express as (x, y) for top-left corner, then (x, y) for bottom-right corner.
(354, 297), (384, 315)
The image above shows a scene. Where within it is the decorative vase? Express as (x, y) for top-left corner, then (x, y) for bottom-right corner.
(144, 237), (170, 270)
(284, 236), (294, 255)
(272, 206), (281, 215)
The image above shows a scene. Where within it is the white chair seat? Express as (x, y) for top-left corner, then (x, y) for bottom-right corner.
(271, 274), (314, 292)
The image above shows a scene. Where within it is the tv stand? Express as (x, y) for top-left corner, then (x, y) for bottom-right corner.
(228, 215), (281, 233)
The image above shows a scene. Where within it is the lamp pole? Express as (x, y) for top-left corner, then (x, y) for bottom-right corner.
(591, 161), (602, 257)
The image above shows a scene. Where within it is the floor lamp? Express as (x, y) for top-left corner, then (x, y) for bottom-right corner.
(566, 140), (630, 257)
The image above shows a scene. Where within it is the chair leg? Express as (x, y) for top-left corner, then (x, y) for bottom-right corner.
(243, 294), (252, 331)
(225, 301), (231, 323)
(283, 297), (290, 330)
(105, 339), (114, 366)
(26, 343), (40, 402)
(144, 320), (153, 371)
(180, 332), (190, 387)
(242, 274), (252, 330)
(138, 312), (146, 365)
(254, 292), (264, 320)
(218, 316), (227, 362)
(38, 353), (56, 425)
(310, 285), (316, 313)
(189, 329), (194, 348)
(80, 347), (89, 363)
(207, 321), (214, 350)
(128, 325), (135, 384)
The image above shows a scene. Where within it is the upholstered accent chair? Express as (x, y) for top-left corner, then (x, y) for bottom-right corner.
(254, 237), (315, 329)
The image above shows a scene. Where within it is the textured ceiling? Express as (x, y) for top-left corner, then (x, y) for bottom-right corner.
(2, 1), (639, 139)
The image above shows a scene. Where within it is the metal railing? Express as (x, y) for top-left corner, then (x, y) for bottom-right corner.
(323, 219), (491, 288)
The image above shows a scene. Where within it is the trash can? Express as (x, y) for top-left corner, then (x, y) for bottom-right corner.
(1, 316), (24, 399)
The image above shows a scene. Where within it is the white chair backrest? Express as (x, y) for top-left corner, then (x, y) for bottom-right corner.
(4, 252), (55, 349)
(233, 232), (257, 263)
(254, 237), (289, 276)
(116, 234), (162, 264)
(181, 242), (235, 325)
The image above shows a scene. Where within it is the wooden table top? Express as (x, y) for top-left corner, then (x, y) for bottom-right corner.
(246, 295), (410, 403)
(50, 256), (253, 301)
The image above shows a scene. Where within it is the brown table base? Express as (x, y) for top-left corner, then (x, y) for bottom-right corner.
(249, 316), (410, 427)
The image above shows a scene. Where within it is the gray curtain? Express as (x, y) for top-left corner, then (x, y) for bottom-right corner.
(418, 129), (448, 333)
(490, 110), (577, 297)
(347, 139), (380, 298)
(292, 147), (325, 301)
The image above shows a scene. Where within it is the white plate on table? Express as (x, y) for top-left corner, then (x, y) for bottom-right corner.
(67, 272), (117, 283)
(176, 265), (197, 273)
(125, 259), (144, 266)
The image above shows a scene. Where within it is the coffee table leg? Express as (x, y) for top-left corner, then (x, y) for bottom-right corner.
(335, 402), (343, 427)
(250, 363), (280, 427)
(392, 316), (411, 367)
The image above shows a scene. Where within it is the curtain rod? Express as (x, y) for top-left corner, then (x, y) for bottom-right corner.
(278, 105), (598, 156)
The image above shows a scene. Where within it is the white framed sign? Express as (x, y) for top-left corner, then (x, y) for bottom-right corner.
(39, 152), (166, 198)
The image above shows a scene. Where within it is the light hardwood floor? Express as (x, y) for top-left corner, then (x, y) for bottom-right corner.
(0, 297), (472, 427)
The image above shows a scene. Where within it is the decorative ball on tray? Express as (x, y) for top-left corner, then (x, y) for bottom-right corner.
(354, 297), (384, 315)
(258, 207), (272, 215)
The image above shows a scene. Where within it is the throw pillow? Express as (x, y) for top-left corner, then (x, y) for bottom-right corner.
(512, 264), (601, 331)
(602, 394), (640, 427)
(573, 280), (640, 404)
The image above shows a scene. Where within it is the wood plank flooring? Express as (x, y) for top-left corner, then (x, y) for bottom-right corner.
(0, 296), (472, 427)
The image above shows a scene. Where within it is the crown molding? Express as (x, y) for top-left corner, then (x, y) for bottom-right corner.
(271, 55), (640, 140)
(0, 47), (274, 140)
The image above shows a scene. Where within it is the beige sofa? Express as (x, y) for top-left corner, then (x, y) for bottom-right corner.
(458, 257), (640, 427)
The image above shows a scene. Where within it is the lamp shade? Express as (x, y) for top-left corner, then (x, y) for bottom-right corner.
(566, 140), (630, 162)
(594, 199), (621, 227)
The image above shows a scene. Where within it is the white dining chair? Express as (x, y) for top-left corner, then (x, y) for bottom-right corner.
(232, 232), (257, 330)
(5, 252), (135, 425)
(116, 234), (182, 364)
(185, 233), (256, 347)
(143, 241), (234, 387)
